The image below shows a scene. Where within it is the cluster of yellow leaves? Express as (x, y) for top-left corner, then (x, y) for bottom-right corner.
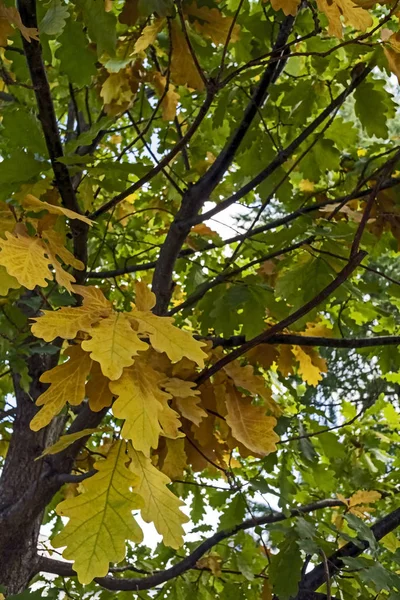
(29, 281), (288, 580)
(337, 489), (382, 518)
(101, 64), (141, 115)
(53, 440), (188, 583)
(0, 194), (91, 293)
(268, 0), (372, 38)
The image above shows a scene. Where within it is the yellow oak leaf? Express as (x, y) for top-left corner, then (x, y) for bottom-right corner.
(101, 69), (139, 115)
(73, 284), (113, 317)
(302, 321), (333, 337)
(86, 362), (114, 412)
(298, 178), (315, 192)
(81, 312), (149, 380)
(0, 264), (20, 296)
(38, 427), (106, 458)
(0, 232), (52, 290)
(163, 377), (200, 399)
(270, 0), (300, 15)
(42, 229), (85, 271)
(0, 1), (39, 41)
(134, 18), (165, 53)
(277, 344), (294, 377)
(224, 361), (281, 416)
(246, 345), (279, 370)
(31, 306), (102, 342)
(151, 71), (180, 121)
(130, 310), (207, 367)
(109, 361), (172, 456)
(22, 194), (93, 225)
(384, 45), (400, 83)
(53, 441), (143, 584)
(196, 552), (223, 576)
(225, 382), (279, 456)
(186, 2), (240, 45)
(348, 490), (382, 517)
(30, 345), (92, 431)
(159, 438), (187, 480)
(128, 445), (189, 548)
(349, 490), (382, 507)
(163, 377), (207, 426)
(134, 280), (156, 311)
(291, 345), (326, 386)
(316, 0), (372, 38)
(170, 21), (205, 91)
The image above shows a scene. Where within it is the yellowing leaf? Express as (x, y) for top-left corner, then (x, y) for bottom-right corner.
(0, 1), (39, 41)
(224, 361), (281, 416)
(349, 490), (382, 507)
(130, 311), (207, 367)
(38, 427), (106, 458)
(163, 377), (207, 426)
(31, 306), (101, 342)
(0, 232), (51, 290)
(186, 2), (240, 45)
(101, 69), (139, 115)
(30, 345), (92, 431)
(135, 280), (156, 311)
(269, 0), (300, 16)
(316, 0), (372, 38)
(73, 285), (113, 317)
(128, 445), (188, 548)
(151, 71), (180, 121)
(86, 362), (114, 412)
(23, 194), (93, 225)
(384, 45), (400, 82)
(170, 21), (205, 91)
(381, 531), (400, 553)
(82, 312), (148, 380)
(0, 264), (20, 295)
(277, 344), (294, 377)
(159, 437), (187, 480)
(225, 383), (279, 456)
(196, 552), (223, 576)
(291, 345), (325, 386)
(42, 229), (84, 271)
(110, 361), (172, 456)
(134, 18), (164, 53)
(53, 441), (143, 584)
(298, 179), (315, 192)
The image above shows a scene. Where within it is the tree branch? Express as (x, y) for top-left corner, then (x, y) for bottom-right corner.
(151, 15), (296, 315)
(202, 333), (400, 350)
(296, 506), (400, 597)
(37, 498), (345, 589)
(195, 250), (366, 385)
(17, 0), (88, 276)
(90, 90), (215, 220)
(85, 177), (400, 280)
(191, 65), (371, 227)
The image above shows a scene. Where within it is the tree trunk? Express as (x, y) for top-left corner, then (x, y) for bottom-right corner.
(0, 351), (62, 593)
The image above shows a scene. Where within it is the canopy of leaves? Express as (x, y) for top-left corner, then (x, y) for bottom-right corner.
(1, 0), (400, 599)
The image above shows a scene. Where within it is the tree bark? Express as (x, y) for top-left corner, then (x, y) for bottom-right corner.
(0, 347), (64, 593)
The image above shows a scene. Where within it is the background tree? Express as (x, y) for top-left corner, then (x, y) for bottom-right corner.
(1, 0), (400, 598)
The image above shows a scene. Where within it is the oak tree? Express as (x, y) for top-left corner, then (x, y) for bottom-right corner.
(1, 0), (400, 598)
